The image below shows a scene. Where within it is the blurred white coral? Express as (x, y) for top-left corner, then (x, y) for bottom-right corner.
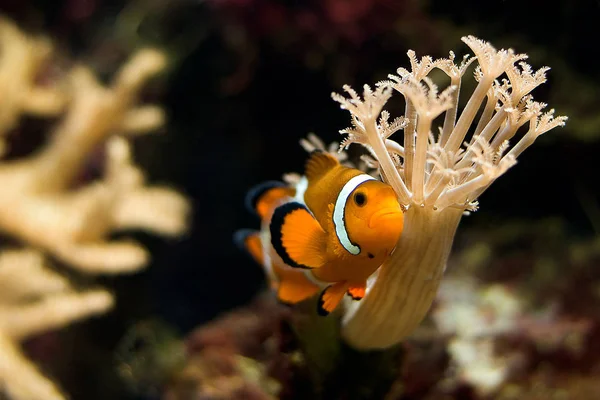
(432, 279), (524, 396)
(0, 18), (66, 147)
(0, 17), (190, 399)
(434, 279), (522, 339)
(0, 250), (113, 400)
(431, 278), (591, 396)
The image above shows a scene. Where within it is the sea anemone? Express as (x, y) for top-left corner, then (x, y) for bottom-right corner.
(331, 36), (567, 349)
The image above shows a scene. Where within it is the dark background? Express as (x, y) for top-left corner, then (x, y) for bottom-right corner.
(1, 0), (599, 398)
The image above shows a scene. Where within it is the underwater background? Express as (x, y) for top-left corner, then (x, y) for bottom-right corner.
(1, 0), (600, 399)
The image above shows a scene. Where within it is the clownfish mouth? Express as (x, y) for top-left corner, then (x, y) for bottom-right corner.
(368, 207), (403, 228)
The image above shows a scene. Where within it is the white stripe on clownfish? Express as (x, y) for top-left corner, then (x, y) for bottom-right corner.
(333, 174), (376, 255)
(293, 176), (309, 204)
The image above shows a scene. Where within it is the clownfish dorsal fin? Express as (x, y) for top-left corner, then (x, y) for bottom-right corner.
(270, 202), (327, 269)
(233, 229), (264, 266)
(305, 150), (340, 182)
(245, 181), (296, 220)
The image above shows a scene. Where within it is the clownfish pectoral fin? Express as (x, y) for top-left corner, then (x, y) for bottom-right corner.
(270, 202), (327, 270)
(233, 229), (264, 266)
(245, 181), (295, 220)
(305, 150), (339, 182)
(347, 283), (367, 300)
(317, 281), (349, 316)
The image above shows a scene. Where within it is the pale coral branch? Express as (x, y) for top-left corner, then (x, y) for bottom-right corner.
(31, 50), (166, 191)
(0, 18), (190, 400)
(0, 49), (189, 273)
(120, 105), (166, 135)
(0, 250), (68, 303)
(52, 241), (150, 274)
(0, 290), (113, 340)
(0, 333), (65, 400)
(113, 187), (191, 236)
(113, 49), (167, 100)
(0, 17), (66, 135)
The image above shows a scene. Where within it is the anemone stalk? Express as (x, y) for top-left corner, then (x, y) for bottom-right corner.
(343, 206), (463, 348)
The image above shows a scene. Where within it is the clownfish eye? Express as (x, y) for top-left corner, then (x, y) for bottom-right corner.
(353, 192), (367, 207)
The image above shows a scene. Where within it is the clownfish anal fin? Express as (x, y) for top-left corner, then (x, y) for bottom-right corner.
(347, 283), (366, 300)
(317, 282), (348, 316)
(233, 229), (264, 266)
(305, 150), (340, 182)
(277, 275), (320, 305)
(245, 181), (295, 220)
(270, 202), (327, 270)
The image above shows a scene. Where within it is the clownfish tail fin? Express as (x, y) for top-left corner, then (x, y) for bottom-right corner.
(233, 229), (264, 266)
(270, 201), (327, 270)
(305, 150), (339, 182)
(245, 181), (295, 220)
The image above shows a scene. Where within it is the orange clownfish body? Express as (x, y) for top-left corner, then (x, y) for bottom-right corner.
(235, 151), (404, 315)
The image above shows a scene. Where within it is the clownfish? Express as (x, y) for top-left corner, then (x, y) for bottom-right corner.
(234, 180), (322, 306)
(235, 150), (404, 315)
